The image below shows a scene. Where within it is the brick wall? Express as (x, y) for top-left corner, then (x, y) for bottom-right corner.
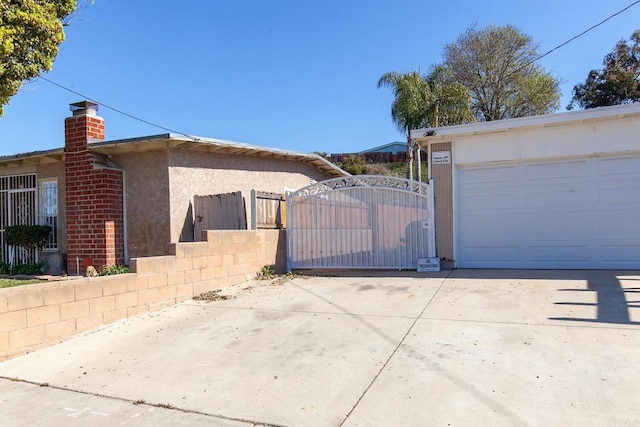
(64, 105), (125, 274)
(0, 229), (285, 361)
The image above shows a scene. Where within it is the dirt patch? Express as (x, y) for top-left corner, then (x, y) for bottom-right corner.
(193, 289), (236, 302)
(257, 272), (309, 286)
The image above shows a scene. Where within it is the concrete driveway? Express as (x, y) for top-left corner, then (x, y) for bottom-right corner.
(1, 269), (639, 426)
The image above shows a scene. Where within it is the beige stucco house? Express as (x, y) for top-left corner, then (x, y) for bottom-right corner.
(0, 101), (346, 274)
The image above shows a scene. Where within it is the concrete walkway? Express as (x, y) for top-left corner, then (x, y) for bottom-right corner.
(1, 270), (639, 426)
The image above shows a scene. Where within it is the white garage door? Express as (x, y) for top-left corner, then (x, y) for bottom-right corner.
(457, 155), (640, 269)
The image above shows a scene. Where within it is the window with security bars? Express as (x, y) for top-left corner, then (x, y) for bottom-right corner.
(39, 180), (58, 250)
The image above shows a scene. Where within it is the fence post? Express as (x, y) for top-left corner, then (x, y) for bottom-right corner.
(286, 192), (292, 272)
(250, 189), (257, 230)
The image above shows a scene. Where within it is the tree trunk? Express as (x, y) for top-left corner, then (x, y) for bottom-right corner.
(406, 132), (414, 181)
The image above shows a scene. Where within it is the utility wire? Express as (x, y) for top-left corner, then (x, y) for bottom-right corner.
(38, 75), (199, 142)
(515, 0), (640, 73)
(40, 0), (639, 133)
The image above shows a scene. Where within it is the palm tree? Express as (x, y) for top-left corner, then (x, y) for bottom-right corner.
(377, 71), (429, 181)
(378, 68), (473, 180)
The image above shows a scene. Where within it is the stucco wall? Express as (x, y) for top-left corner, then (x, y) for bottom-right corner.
(167, 149), (331, 244)
(113, 151), (171, 260)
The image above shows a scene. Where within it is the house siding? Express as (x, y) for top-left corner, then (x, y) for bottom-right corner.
(112, 151), (171, 261)
(430, 141), (454, 262)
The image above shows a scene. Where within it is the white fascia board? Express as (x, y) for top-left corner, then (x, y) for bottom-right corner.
(411, 103), (640, 144)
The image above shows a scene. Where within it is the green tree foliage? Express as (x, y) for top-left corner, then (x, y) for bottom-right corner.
(423, 65), (474, 127)
(0, 0), (77, 116)
(377, 69), (472, 180)
(568, 30), (640, 110)
(443, 24), (561, 121)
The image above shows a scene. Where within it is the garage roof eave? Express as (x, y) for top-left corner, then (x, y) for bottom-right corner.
(411, 103), (640, 144)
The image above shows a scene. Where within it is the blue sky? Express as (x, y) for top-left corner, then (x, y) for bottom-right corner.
(0, 0), (638, 156)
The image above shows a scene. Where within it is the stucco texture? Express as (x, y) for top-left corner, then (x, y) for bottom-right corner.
(167, 149), (331, 244)
(113, 151), (171, 260)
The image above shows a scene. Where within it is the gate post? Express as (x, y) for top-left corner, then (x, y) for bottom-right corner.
(428, 178), (436, 258)
(285, 192), (292, 272)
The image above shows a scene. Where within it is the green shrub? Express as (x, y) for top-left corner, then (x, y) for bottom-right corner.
(337, 155), (366, 175)
(11, 263), (44, 275)
(5, 225), (51, 251)
(0, 260), (44, 275)
(98, 265), (129, 276)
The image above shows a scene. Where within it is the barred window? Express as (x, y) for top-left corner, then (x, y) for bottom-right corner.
(39, 180), (58, 250)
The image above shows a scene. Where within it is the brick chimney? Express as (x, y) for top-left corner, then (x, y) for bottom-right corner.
(65, 101), (124, 275)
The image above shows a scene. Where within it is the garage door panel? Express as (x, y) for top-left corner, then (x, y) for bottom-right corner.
(527, 245), (591, 263)
(461, 192), (520, 212)
(598, 213), (640, 236)
(457, 155), (640, 269)
(598, 184), (640, 206)
(460, 216), (520, 239)
(598, 155), (640, 176)
(459, 166), (518, 185)
(525, 160), (589, 181)
(525, 188), (589, 209)
(524, 213), (590, 235)
(599, 243), (640, 263)
(460, 245), (521, 263)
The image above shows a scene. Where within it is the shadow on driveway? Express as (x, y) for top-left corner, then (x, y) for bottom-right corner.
(444, 269), (640, 326)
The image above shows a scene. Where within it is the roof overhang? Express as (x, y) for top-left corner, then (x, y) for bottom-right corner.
(411, 103), (640, 147)
(0, 133), (348, 177)
(0, 148), (65, 170)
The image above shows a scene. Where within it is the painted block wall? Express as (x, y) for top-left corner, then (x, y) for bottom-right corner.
(0, 229), (285, 361)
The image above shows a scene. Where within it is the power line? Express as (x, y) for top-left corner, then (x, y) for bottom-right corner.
(37, 75), (199, 142)
(531, 0), (640, 65)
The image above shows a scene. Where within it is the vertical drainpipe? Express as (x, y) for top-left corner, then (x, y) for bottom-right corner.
(122, 169), (128, 264)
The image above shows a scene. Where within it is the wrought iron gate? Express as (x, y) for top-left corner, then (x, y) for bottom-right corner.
(286, 176), (435, 270)
(0, 174), (38, 264)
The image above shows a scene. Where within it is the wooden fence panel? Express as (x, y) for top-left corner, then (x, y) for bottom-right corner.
(253, 191), (286, 229)
(194, 192), (247, 240)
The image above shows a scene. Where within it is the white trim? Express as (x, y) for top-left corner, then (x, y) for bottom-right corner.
(412, 103), (640, 142)
(451, 144), (459, 268)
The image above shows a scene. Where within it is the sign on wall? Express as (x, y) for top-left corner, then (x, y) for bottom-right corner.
(432, 151), (451, 165)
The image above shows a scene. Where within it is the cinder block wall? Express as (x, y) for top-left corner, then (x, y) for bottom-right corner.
(0, 229), (285, 361)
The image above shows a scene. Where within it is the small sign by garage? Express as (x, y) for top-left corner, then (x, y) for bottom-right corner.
(432, 151), (451, 165)
(417, 257), (440, 272)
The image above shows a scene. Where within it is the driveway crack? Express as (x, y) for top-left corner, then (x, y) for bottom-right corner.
(0, 375), (286, 427)
(338, 271), (452, 426)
